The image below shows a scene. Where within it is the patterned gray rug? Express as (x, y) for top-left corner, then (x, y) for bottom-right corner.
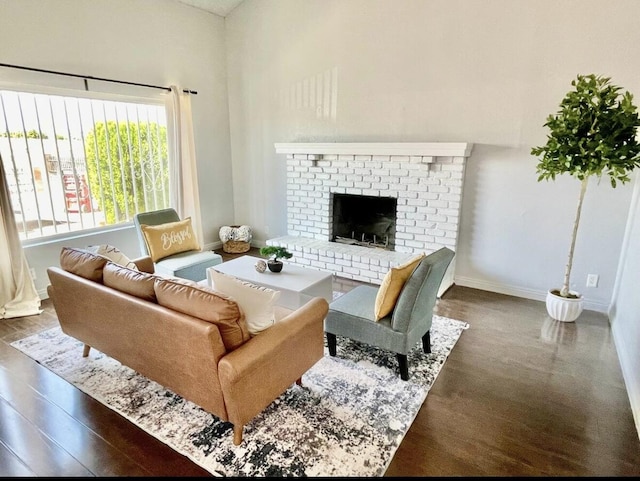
(11, 314), (468, 477)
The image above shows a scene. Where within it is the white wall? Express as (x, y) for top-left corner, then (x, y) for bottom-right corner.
(610, 176), (640, 435)
(225, 0), (640, 312)
(0, 0), (235, 296)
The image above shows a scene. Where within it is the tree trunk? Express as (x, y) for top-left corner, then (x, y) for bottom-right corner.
(560, 177), (589, 297)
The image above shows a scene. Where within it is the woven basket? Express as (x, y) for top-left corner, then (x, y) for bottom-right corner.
(223, 240), (251, 254)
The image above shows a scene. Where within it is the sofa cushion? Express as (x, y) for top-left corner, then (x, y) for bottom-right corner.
(140, 217), (200, 262)
(85, 244), (138, 270)
(103, 262), (158, 302)
(208, 269), (281, 336)
(59, 246), (108, 283)
(374, 253), (425, 320)
(154, 277), (249, 351)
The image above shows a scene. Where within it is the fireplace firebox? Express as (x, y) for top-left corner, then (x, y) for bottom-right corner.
(331, 193), (397, 250)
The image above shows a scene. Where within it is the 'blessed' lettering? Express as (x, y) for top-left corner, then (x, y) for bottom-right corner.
(161, 227), (192, 250)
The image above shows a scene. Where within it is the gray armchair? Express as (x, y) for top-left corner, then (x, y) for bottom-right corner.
(133, 208), (222, 282)
(324, 247), (455, 380)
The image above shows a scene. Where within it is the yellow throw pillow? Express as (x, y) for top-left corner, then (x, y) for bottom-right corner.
(140, 217), (200, 262)
(374, 253), (426, 321)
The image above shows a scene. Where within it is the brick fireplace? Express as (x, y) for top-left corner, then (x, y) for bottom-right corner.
(267, 142), (473, 290)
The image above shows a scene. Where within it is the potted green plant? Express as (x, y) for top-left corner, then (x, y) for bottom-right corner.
(259, 246), (293, 273)
(531, 74), (640, 322)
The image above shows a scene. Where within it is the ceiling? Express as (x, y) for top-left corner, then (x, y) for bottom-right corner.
(175, 0), (245, 17)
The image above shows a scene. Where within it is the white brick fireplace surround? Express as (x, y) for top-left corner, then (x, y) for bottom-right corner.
(267, 142), (474, 291)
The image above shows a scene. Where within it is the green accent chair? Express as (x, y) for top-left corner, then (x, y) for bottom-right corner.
(133, 208), (222, 282)
(324, 247), (455, 380)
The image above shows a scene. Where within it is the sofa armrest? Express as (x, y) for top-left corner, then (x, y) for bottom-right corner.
(218, 297), (328, 428)
(131, 256), (154, 273)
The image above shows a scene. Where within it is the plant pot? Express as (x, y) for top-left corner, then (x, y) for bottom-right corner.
(267, 260), (283, 273)
(545, 289), (584, 322)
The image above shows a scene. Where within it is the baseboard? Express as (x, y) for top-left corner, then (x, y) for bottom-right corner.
(612, 320), (640, 440)
(454, 275), (610, 313)
(204, 241), (222, 251)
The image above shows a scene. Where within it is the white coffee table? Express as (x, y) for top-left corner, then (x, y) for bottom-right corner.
(207, 255), (334, 310)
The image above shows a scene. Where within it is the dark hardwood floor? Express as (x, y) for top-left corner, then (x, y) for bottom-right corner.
(1, 247), (639, 476)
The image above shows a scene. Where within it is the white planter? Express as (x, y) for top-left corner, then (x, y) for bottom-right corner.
(545, 289), (584, 322)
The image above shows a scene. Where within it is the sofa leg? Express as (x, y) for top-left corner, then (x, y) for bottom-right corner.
(82, 344), (91, 357)
(233, 425), (243, 445)
(397, 354), (409, 381)
(326, 332), (337, 356)
(295, 377), (302, 386)
(422, 330), (431, 353)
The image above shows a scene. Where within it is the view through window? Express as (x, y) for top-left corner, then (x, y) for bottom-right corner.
(0, 89), (170, 241)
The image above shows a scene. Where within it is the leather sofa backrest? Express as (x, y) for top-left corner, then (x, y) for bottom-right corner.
(103, 262), (159, 303)
(60, 246), (109, 283)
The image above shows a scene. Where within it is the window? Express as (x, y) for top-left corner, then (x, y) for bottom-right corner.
(0, 89), (170, 241)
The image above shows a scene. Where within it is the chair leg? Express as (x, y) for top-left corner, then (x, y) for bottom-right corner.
(326, 332), (337, 356)
(422, 330), (431, 353)
(397, 354), (409, 381)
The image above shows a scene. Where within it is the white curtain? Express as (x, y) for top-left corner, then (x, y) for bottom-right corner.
(167, 86), (204, 249)
(0, 157), (41, 319)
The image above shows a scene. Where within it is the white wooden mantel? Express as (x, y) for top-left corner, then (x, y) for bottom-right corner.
(274, 142), (474, 160)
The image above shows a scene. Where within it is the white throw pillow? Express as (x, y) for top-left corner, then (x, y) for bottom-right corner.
(85, 244), (138, 270)
(209, 269), (280, 336)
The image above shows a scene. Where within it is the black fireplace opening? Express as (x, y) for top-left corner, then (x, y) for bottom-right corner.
(331, 193), (397, 250)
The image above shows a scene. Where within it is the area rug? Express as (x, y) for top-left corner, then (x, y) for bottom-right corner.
(11, 313), (468, 477)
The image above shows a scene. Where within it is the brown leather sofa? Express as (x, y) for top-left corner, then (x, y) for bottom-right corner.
(47, 247), (329, 445)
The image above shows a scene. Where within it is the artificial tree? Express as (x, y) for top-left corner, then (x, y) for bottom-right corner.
(531, 74), (640, 304)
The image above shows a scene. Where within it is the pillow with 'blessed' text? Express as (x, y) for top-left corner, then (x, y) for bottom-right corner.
(140, 217), (200, 262)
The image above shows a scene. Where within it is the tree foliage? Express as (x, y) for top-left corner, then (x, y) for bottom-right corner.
(531, 74), (640, 298)
(532, 74), (640, 187)
(84, 121), (168, 225)
(0, 130), (49, 138)
(259, 246), (293, 262)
